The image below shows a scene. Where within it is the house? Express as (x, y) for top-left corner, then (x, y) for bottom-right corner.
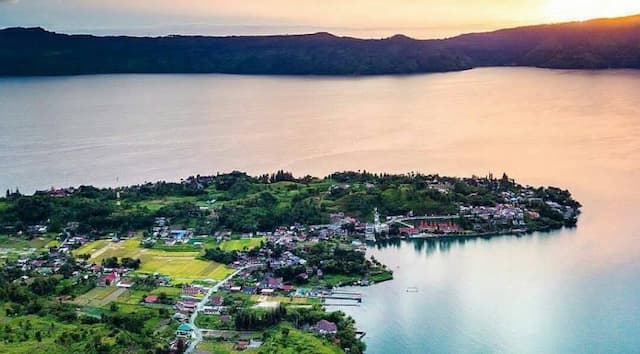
(176, 323), (195, 338)
(266, 277), (283, 289)
(235, 341), (249, 350)
(183, 284), (205, 296)
(116, 278), (135, 288)
(144, 295), (158, 304)
(175, 300), (198, 313)
(242, 287), (257, 295)
(156, 276), (171, 286)
(260, 288), (275, 296)
(210, 296), (224, 306)
(170, 230), (191, 243)
(172, 313), (188, 321)
(201, 306), (222, 315)
(37, 267), (53, 276)
(99, 272), (119, 286)
(315, 320), (338, 335)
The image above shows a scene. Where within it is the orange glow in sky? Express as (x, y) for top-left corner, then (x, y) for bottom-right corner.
(2, 0), (640, 38)
(122, 0), (640, 27)
(543, 0), (640, 22)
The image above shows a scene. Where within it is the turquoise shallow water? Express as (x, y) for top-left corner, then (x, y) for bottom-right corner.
(1, 68), (640, 353)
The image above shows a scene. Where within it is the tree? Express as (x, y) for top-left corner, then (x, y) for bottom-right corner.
(102, 257), (119, 268)
(157, 292), (169, 304)
(121, 257), (141, 269)
(176, 339), (186, 354)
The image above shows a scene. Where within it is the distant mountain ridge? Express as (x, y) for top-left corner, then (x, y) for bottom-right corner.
(2, 15), (640, 76)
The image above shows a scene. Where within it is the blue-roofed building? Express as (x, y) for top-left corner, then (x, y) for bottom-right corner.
(169, 230), (192, 243)
(171, 230), (188, 239)
(176, 323), (195, 338)
(242, 286), (257, 295)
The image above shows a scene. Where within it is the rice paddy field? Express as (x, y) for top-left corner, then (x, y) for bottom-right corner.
(72, 239), (109, 256)
(74, 286), (127, 307)
(74, 238), (234, 282)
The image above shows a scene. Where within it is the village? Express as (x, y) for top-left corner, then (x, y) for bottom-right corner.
(5, 211), (380, 353)
(0, 171), (581, 353)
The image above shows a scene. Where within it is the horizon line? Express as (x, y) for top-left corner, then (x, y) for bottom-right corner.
(3, 13), (640, 41)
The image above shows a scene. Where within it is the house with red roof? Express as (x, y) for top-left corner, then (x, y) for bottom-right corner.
(99, 272), (119, 286)
(175, 300), (198, 313)
(265, 276), (283, 289)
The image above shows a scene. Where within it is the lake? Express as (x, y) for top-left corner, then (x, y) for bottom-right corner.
(1, 68), (640, 353)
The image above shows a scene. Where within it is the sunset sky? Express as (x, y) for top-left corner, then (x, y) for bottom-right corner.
(1, 0), (640, 38)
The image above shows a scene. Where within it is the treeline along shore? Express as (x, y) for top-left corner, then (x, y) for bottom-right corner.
(2, 14), (640, 76)
(1, 170), (581, 239)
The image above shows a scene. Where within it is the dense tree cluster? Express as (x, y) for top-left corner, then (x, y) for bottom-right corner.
(101, 256), (141, 269)
(203, 247), (239, 264)
(299, 242), (369, 276)
(0, 170), (580, 241)
(235, 305), (287, 330)
(0, 260), (174, 353)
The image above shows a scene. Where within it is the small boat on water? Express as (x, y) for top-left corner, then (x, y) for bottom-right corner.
(406, 286), (419, 293)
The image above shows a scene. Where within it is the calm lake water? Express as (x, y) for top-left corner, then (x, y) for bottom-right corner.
(1, 68), (640, 353)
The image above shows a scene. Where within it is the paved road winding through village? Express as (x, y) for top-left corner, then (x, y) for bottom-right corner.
(185, 265), (256, 354)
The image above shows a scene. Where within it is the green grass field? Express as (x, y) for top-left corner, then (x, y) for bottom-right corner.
(216, 238), (264, 251)
(250, 295), (319, 306)
(73, 286), (126, 307)
(150, 286), (182, 297)
(318, 274), (361, 287)
(76, 238), (234, 282)
(128, 196), (198, 211)
(0, 235), (55, 250)
(259, 324), (343, 354)
(116, 289), (147, 305)
(197, 341), (259, 354)
(0, 312), (81, 354)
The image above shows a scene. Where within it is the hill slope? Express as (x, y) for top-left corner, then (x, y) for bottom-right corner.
(1, 15), (640, 76)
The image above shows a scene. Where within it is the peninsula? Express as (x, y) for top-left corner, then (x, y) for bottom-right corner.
(0, 171), (580, 353)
